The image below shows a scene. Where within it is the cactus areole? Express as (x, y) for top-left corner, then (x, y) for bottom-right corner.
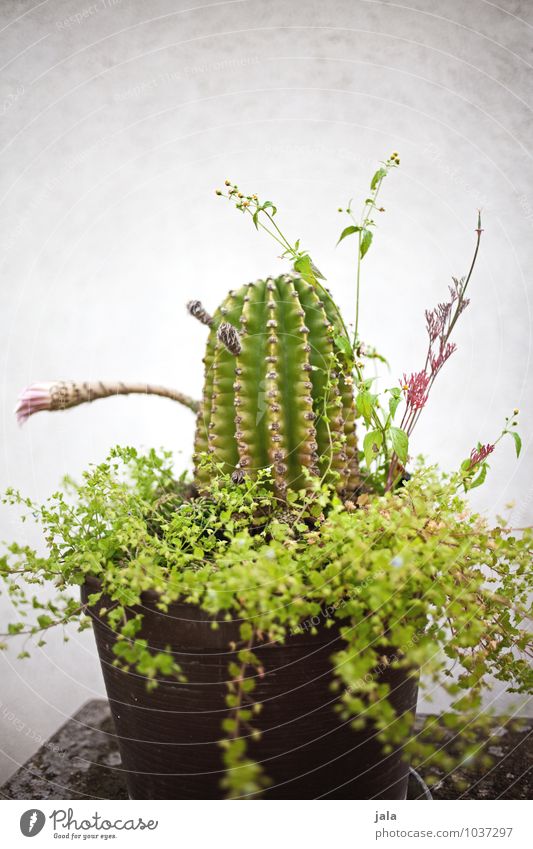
(193, 274), (360, 499)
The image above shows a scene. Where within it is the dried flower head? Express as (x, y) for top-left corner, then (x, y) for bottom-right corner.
(187, 300), (214, 327)
(217, 322), (242, 356)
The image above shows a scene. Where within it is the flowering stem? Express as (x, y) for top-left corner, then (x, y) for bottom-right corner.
(218, 185), (353, 344)
(351, 174), (387, 347)
(355, 236), (362, 346)
(409, 214), (483, 437)
(386, 214), (484, 491)
(15, 381), (200, 424)
(448, 210), (483, 336)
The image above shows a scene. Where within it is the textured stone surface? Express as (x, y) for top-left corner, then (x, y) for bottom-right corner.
(0, 701), (127, 801)
(0, 701), (530, 800)
(413, 717), (533, 801)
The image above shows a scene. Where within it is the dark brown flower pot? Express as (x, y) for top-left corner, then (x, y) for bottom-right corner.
(82, 578), (418, 800)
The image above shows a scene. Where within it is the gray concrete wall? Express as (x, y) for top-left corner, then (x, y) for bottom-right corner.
(0, 0), (532, 783)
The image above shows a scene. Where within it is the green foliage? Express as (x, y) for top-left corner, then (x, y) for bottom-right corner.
(336, 152), (400, 345)
(389, 426), (409, 465)
(337, 225), (361, 245)
(2, 154), (529, 801)
(1, 447), (532, 798)
(217, 157), (522, 501)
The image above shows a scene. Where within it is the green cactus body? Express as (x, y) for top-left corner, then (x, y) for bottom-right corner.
(194, 274), (359, 498)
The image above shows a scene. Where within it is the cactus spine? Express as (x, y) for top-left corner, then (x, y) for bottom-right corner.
(193, 274), (360, 498)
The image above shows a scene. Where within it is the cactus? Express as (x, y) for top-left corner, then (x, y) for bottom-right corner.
(192, 273), (359, 498)
(17, 274), (359, 500)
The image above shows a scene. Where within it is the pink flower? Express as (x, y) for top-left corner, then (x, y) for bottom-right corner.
(425, 279), (468, 366)
(430, 342), (457, 376)
(425, 302), (452, 342)
(14, 382), (65, 425)
(400, 371), (430, 411)
(468, 443), (495, 469)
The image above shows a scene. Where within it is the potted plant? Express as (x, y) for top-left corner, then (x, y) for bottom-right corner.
(2, 155), (531, 800)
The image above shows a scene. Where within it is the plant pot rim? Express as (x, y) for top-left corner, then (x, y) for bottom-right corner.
(81, 574), (342, 651)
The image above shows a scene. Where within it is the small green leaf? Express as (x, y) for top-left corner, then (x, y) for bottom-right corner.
(336, 225), (360, 245)
(239, 622), (253, 641)
(293, 255), (312, 280)
(310, 261), (325, 280)
(333, 334), (353, 360)
(121, 617), (142, 639)
(356, 391), (378, 424)
(360, 229), (373, 259)
(387, 388), (402, 419)
(261, 200), (277, 216)
(87, 592), (102, 605)
(511, 431), (522, 458)
(293, 255), (324, 285)
(466, 462), (488, 490)
(363, 430), (383, 467)
(390, 427), (408, 464)
(370, 168), (387, 190)
(389, 394), (401, 420)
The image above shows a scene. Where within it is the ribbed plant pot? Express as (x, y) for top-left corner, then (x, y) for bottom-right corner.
(82, 578), (418, 800)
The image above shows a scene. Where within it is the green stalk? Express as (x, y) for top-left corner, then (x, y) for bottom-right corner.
(351, 172), (387, 348)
